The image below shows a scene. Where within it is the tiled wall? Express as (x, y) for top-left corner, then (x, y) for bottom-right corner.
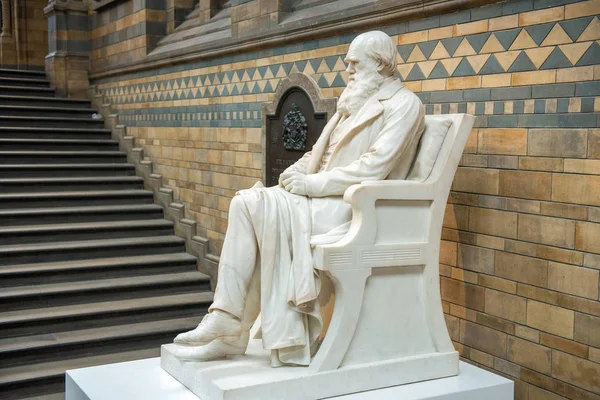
(91, 0), (167, 72)
(92, 0), (600, 398)
(0, 0), (48, 70)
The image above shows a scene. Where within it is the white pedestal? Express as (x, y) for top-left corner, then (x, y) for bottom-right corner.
(66, 356), (513, 400)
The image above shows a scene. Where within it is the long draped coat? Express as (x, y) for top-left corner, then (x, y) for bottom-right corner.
(236, 77), (425, 365)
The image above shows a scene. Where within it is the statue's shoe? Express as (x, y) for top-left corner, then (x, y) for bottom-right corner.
(171, 339), (247, 361)
(174, 311), (244, 347)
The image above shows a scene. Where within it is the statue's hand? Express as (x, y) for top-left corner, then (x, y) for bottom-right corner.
(281, 171), (308, 196)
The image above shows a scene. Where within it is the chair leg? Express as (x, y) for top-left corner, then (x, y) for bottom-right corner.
(309, 268), (372, 373)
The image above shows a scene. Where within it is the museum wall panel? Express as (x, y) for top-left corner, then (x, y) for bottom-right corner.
(0, 0), (48, 70)
(91, 0), (168, 72)
(89, 0), (600, 398)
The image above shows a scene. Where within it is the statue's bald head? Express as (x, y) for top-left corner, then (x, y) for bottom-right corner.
(348, 31), (397, 77)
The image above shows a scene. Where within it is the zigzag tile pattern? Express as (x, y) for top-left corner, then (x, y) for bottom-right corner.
(99, 15), (600, 106)
(399, 16), (600, 80)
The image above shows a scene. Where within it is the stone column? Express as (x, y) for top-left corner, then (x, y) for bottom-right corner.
(1, 0), (12, 37)
(44, 0), (90, 98)
(231, 0), (289, 39)
(0, 0), (16, 68)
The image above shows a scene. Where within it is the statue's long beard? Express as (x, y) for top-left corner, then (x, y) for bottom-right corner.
(337, 69), (385, 117)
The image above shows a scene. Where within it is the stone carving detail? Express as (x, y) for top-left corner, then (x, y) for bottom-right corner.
(282, 103), (308, 151)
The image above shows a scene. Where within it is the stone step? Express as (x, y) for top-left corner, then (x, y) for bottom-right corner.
(0, 163), (136, 178)
(0, 68), (46, 79)
(0, 235), (186, 266)
(0, 138), (119, 151)
(0, 105), (97, 118)
(0, 189), (155, 209)
(0, 219), (175, 246)
(0, 176), (145, 193)
(0, 150), (127, 164)
(0, 348), (162, 398)
(0, 76), (50, 88)
(0, 95), (91, 108)
(0, 271), (209, 312)
(0, 316), (201, 368)
(0, 85), (54, 97)
(0, 127), (111, 140)
(0, 253), (198, 287)
(0, 115), (105, 128)
(0, 204), (164, 226)
(0, 292), (211, 339)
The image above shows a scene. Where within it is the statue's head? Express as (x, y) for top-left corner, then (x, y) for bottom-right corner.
(338, 31), (397, 116)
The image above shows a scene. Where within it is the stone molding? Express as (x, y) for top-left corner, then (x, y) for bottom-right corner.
(89, 0), (500, 80)
(91, 0), (119, 11)
(87, 85), (220, 288)
(44, 0), (89, 13)
(261, 72), (337, 184)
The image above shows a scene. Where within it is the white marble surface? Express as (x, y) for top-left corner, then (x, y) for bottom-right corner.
(66, 357), (513, 400)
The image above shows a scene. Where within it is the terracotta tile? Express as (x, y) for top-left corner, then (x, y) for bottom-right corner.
(485, 288), (527, 323)
(552, 350), (600, 394)
(527, 300), (574, 339)
(574, 313), (600, 348)
(500, 171), (552, 200)
(478, 128), (527, 156)
(489, 15), (519, 31)
(496, 252), (548, 287)
(519, 7), (565, 26)
(516, 324), (540, 343)
(576, 221), (600, 253)
(565, 0), (600, 18)
(519, 214), (575, 249)
(508, 336), (552, 374)
(452, 167), (499, 195)
(548, 262), (599, 300)
(552, 174), (600, 207)
(518, 283), (559, 305)
(479, 275), (517, 294)
(440, 277), (485, 311)
(540, 332), (589, 359)
(469, 207), (518, 239)
(460, 320), (507, 357)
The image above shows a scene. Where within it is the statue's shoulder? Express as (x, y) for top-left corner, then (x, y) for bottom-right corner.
(383, 80), (423, 111)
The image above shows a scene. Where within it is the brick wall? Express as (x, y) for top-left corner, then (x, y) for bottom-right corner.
(91, 0), (167, 72)
(0, 0), (47, 70)
(91, 0), (600, 398)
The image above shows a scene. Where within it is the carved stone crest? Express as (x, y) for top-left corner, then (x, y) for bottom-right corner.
(262, 73), (337, 186)
(282, 103), (308, 151)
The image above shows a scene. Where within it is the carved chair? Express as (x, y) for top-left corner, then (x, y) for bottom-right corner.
(307, 113), (476, 385)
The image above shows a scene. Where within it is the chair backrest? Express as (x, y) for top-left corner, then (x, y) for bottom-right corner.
(407, 114), (473, 187)
(406, 115), (453, 182)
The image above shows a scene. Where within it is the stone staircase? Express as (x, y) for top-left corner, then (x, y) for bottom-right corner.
(0, 69), (213, 399)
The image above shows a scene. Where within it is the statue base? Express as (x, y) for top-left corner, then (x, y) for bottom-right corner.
(160, 339), (460, 400)
(65, 353), (513, 400)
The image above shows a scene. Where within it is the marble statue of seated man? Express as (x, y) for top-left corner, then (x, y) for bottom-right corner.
(172, 30), (425, 366)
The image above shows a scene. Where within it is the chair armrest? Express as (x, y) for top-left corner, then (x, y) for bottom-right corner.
(343, 180), (436, 207)
(313, 180), (436, 271)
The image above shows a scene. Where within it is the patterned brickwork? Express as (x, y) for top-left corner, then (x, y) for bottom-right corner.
(91, 1), (600, 398)
(91, 1), (167, 72)
(0, 0), (47, 70)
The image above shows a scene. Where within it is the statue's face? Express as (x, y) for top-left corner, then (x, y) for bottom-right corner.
(344, 38), (378, 85)
(337, 33), (387, 116)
